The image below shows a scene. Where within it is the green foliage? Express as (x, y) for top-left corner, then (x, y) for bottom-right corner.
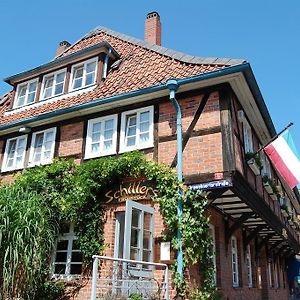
(34, 281), (65, 300)
(0, 151), (214, 299)
(189, 288), (222, 300)
(0, 185), (58, 299)
(129, 293), (143, 300)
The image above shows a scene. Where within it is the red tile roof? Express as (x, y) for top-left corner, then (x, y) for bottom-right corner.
(0, 27), (245, 127)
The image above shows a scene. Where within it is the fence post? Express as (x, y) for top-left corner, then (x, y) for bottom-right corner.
(91, 255), (98, 300)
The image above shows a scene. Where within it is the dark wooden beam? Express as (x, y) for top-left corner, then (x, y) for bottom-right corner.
(268, 240), (284, 252)
(243, 224), (266, 251)
(219, 87), (235, 172)
(257, 233), (275, 253)
(171, 92), (210, 168)
(207, 188), (232, 206)
(225, 212), (254, 245)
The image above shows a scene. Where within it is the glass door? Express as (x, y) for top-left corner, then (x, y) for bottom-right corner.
(114, 200), (154, 276)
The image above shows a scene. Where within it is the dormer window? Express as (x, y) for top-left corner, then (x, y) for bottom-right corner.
(14, 79), (38, 108)
(41, 69), (66, 100)
(70, 58), (97, 91)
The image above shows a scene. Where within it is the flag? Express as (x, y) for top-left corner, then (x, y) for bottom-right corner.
(264, 129), (300, 188)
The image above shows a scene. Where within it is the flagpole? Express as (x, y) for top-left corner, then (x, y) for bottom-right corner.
(255, 122), (294, 155)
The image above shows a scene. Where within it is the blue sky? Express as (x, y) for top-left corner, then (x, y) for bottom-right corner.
(0, 0), (299, 149)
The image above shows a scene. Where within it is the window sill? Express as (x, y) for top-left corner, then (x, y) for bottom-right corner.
(1, 166), (24, 173)
(84, 151), (117, 160)
(119, 144), (154, 154)
(28, 160), (54, 168)
(50, 274), (82, 281)
(5, 84), (97, 116)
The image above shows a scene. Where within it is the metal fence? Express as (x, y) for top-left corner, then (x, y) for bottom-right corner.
(91, 255), (169, 300)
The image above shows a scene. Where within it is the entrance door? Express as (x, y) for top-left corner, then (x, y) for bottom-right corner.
(114, 200), (154, 293)
(115, 200), (154, 265)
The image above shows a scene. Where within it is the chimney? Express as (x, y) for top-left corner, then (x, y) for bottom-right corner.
(56, 40), (71, 57)
(144, 12), (162, 46)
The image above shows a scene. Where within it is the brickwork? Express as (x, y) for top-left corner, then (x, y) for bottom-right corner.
(58, 121), (84, 158)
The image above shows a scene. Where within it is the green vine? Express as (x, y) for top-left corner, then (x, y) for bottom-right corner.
(0, 151), (216, 299)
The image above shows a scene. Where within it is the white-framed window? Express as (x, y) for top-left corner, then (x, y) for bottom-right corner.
(28, 127), (56, 166)
(51, 222), (82, 277)
(231, 236), (239, 287)
(85, 114), (118, 159)
(243, 119), (253, 154)
(209, 224), (217, 286)
(260, 149), (272, 178)
(274, 261), (279, 288)
(41, 69), (66, 100)
(14, 79), (38, 108)
(1, 135), (27, 172)
(120, 106), (154, 152)
(268, 261), (273, 287)
(246, 245), (253, 288)
(70, 58), (97, 91)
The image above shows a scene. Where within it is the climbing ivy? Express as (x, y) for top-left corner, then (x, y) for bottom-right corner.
(0, 151), (217, 299)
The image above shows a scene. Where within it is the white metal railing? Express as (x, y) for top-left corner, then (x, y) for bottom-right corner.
(91, 255), (169, 300)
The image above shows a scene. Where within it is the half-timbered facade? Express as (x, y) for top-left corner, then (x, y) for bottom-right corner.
(0, 12), (299, 300)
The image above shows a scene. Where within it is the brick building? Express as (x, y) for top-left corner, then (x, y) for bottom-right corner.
(0, 12), (299, 300)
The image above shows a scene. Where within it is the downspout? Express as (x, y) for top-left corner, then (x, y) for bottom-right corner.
(166, 79), (183, 278)
(102, 48), (112, 79)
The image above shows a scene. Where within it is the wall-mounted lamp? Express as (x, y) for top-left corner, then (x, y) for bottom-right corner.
(19, 126), (31, 133)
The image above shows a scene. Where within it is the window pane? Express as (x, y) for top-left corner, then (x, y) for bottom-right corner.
(92, 132), (101, 143)
(86, 61), (96, 73)
(127, 136), (136, 147)
(7, 140), (17, 158)
(73, 78), (82, 89)
(85, 73), (95, 86)
(130, 248), (139, 261)
(128, 127), (136, 137)
(128, 116), (137, 126)
(54, 82), (64, 95)
(143, 250), (151, 262)
(104, 140), (112, 150)
(45, 76), (54, 88)
(104, 119), (113, 130)
(104, 129), (113, 140)
(70, 264), (82, 275)
(29, 82), (37, 92)
(56, 72), (65, 83)
(132, 210), (139, 227)
(71, 252), (83, 262)
(34, 133), (44, 148)
(140, 122), (149, 133)
(74, 66), (84, 79)
(131, 229), (139, 248)
(54, 264), (66, 275)
(43, 88), (52, 99)
(92, 122), (101, 133)
(57, 240), (68, 250)
(91, 143), (100, 153)
(45, 131), (54, 142)
(143, 230), (151, 250)
(140, 111), (149, 122)
(140, 133), (149, 143)
(56, 252), (67, 262)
